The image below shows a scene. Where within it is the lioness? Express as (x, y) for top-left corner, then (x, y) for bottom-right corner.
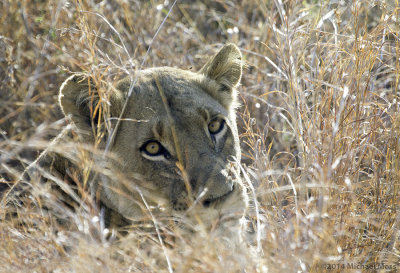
(14, 44), (247, 226)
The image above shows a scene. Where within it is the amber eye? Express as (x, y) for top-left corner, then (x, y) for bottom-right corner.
(140, 140), (171, 160)
(144, 141), (161, 155)
(208, 119), (224, 134)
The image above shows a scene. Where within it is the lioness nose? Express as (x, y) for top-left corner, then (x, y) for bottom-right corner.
(189, 178), (197, 191)
(203, 172), (233, 199)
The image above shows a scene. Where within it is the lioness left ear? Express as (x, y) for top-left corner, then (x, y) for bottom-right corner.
(199, 43), (242, 109)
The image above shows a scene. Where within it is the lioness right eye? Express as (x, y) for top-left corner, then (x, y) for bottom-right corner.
(144, 141), (161, 155)
(140, 140), (171, 160)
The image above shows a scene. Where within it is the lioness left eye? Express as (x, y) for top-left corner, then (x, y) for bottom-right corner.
(208, 119), (225, 134)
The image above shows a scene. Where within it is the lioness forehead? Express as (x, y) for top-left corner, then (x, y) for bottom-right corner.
(113, 67), (232, 157)
(118, 67), (228, 120)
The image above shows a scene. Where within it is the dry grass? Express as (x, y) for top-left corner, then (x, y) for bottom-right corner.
(1, 0), (400, 272)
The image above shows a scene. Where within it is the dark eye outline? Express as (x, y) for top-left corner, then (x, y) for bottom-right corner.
(208, 118), (225, 135)
(140, 140), (171, 159)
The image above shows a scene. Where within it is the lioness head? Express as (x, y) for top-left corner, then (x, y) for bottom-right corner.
(58, 44), (246, 223)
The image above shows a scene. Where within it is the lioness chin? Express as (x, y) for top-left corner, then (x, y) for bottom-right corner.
(54, 43), (247, 227)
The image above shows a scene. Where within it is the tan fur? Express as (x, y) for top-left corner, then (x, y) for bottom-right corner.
(58, 44), (247, 224)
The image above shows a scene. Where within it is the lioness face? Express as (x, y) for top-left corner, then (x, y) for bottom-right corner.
(59, 44), (246, 221)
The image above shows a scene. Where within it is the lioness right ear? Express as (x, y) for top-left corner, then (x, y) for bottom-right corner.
(199, 43), (242, 109)
(59, 74), (124, 142)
